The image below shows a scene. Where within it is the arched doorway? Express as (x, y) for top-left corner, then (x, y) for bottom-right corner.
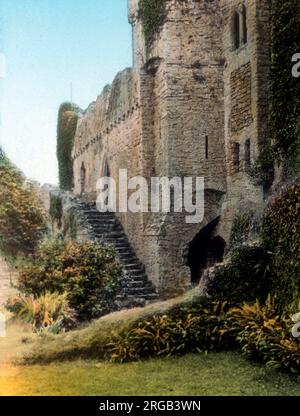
(80, 162), (86, 196)
(187, 217), (226, 285)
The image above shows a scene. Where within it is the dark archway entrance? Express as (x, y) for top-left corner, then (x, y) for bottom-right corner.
(80, 162), (86, 196)
(187, 217), (226, 285)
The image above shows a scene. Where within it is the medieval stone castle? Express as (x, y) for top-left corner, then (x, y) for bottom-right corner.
(70, 0), (271, 296)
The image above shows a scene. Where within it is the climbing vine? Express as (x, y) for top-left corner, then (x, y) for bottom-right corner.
(57, 102), (79, 191)
(271, 0), (300, 159)
(262, 179), (300, 311)
(138, 0), (167, 48)
(49, 194), (63, 229)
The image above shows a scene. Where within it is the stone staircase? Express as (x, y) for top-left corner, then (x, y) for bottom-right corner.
(73, 199), (158, 308)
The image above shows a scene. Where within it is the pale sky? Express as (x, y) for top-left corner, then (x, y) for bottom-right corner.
(0, 0), (132, 185)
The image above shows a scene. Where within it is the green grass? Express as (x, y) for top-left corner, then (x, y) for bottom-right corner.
(3, 352), (300, 396)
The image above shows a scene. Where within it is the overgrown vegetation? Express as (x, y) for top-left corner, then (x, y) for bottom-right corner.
(49, 194), (63, 228)
(109, 297), (300, 374)
(57, 103), (79, 191)
(24, 290), (300, 375)
(262, 179), (300, 311)
(247, 146), (275, 190)
(138, 0), (167, 48)
(62, 209), (78, 240)
(0, 149), (46, 257)
(205, 245), (271, 306)
(228, 212), (261, 250)
(271, 0), (300, 160)
(16, 239), (122, 321)
(6, 292), (76, 334)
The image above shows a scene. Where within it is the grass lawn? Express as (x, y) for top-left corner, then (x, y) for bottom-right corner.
(1, 300), (299, 396)
(1, 352), (300, 396)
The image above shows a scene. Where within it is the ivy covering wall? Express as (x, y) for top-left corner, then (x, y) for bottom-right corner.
(271, 0), (300, 159)
(57, 103), (79, 191)
(138, 0), (167, 47)
(262, 180), (300, 310)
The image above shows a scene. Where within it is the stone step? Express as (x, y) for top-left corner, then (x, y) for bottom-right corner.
(75, 199), (158, 308)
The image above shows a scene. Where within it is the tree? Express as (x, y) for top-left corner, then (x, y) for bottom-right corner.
(0, 150), (46, 256)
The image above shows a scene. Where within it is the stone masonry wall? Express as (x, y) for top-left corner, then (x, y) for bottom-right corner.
(71, 0), (271, 297)
(220, 0), (271, 241)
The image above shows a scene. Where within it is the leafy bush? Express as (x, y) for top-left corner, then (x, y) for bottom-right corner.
(228, 299), (300, 374)
(23, 288), (300, 375)
(262, 179), (300, 310)
(0, 157), (46, 256)
(109, 299), (235, 362)
(6, 292), (76, 334)
(49, 194), (63, 228)
(109, 296), (300, 374)
(18, 240), (122, 320)
(205, 245), (271, 305)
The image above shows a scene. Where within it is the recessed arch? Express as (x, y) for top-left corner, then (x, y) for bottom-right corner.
(187, 217), (226, 285)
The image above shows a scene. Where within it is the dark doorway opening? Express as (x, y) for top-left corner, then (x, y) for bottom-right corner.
(187, 217), (226, 285)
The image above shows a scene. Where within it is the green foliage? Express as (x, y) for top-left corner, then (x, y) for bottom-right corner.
(23, 289), (300, 375)
(49, 194), (63, 228)
(110, 297), (300, 374)
(228, 299), (300, 374)
(247, 147), (275, 190)
(205, 245), (271, 305)
(139, 0), (167, 48)
(57, 103), (79, 191)
(229, 212), (261, 250)
(262, 179), (300, 310)
(6, 292), (76, 334)
(271, 0), (300, 158)
(18, 239), (122, 321)
(62, 209), (77, 240)
(109, 299), (234, 362)
(0, 158), (46, 256)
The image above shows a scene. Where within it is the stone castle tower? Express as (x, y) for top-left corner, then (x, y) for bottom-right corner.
(71, 0), (271, 296)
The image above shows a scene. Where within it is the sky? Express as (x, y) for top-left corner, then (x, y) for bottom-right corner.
(0, 0), (132, 185)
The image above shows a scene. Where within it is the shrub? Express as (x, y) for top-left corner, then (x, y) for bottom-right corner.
(262, 179), (300, 310)
(49, 194), (63, 228)
(109, 296), (300, 374)
(6, 292), (76, 334)
(0, 158), (46, 256)
(109, 299), (236, 362)
(205, 245), (271, 305)
(228, 299), (300, 374)
(18, 240), (122, 320)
